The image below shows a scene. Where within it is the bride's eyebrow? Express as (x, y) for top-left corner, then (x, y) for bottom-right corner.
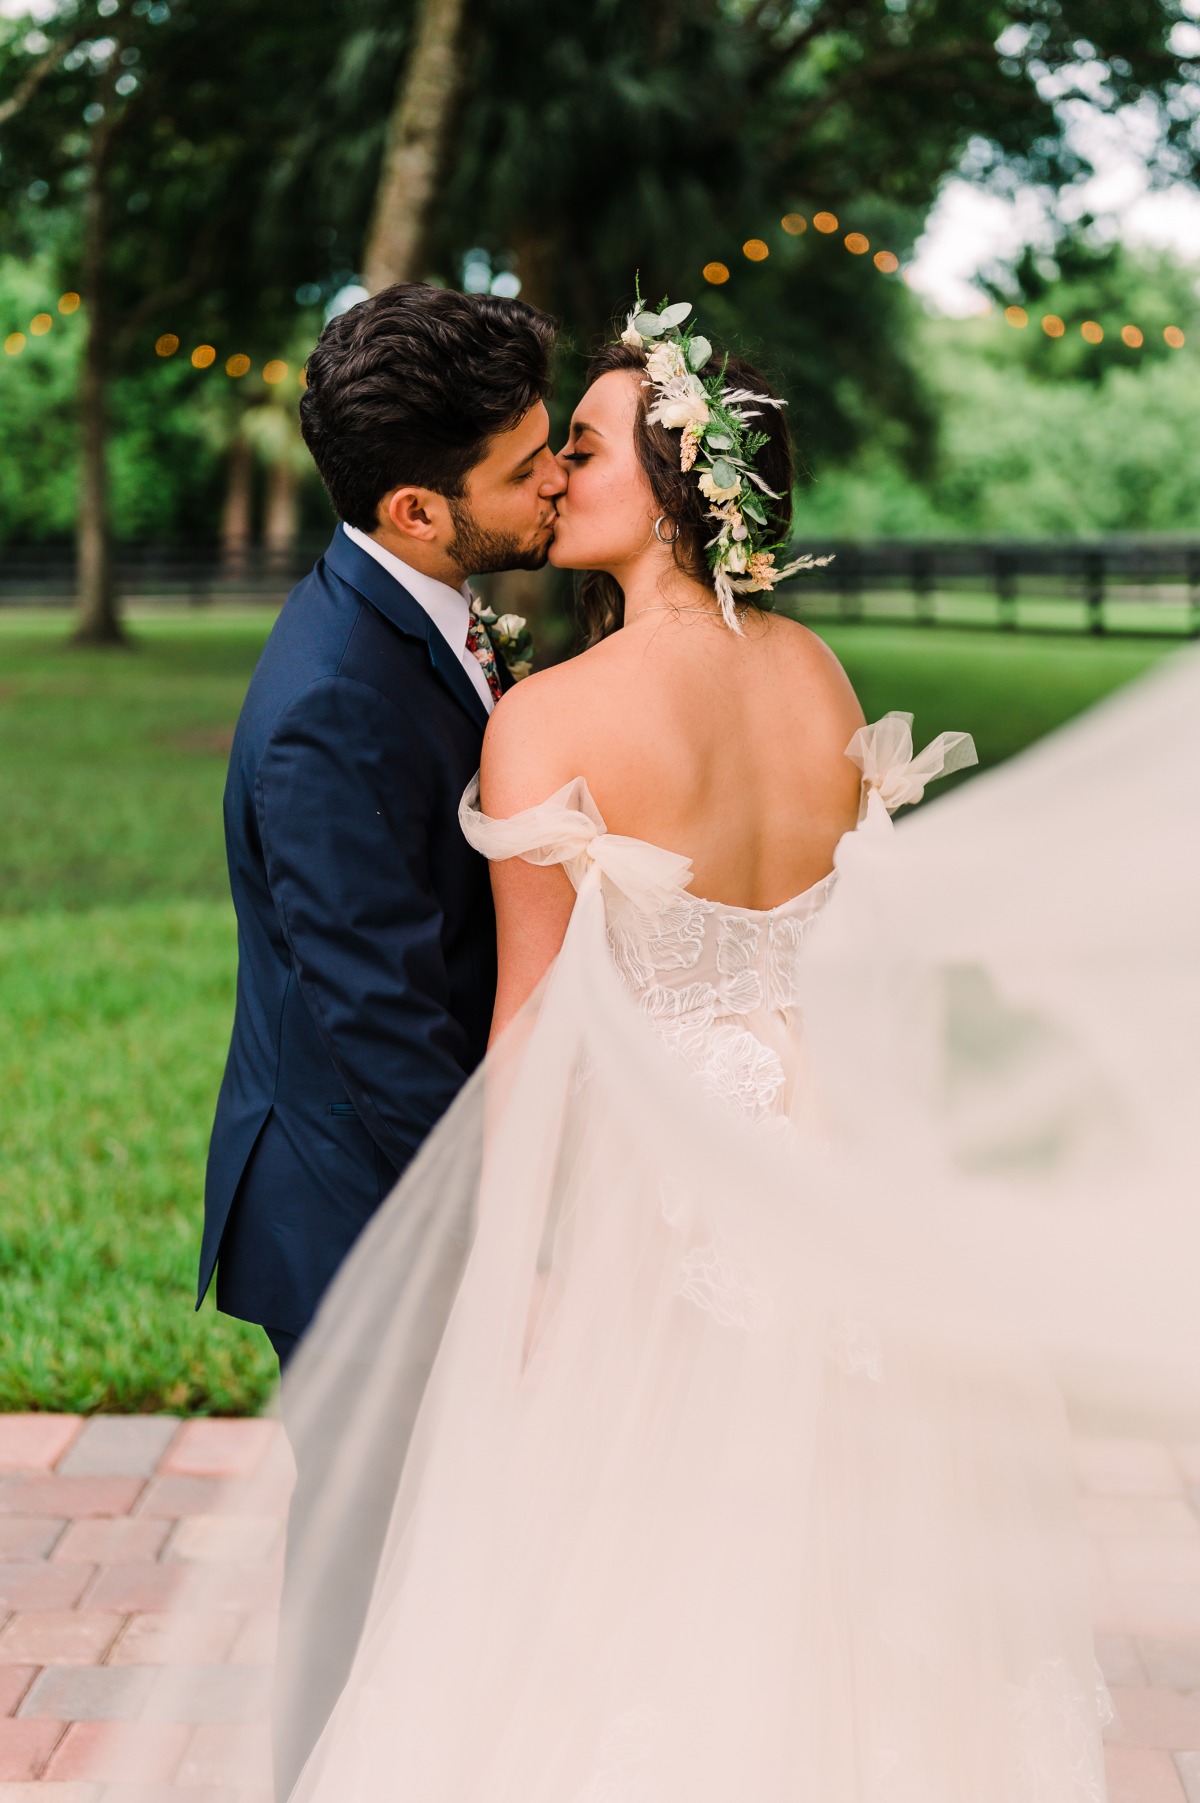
(569, 420), (600, 439)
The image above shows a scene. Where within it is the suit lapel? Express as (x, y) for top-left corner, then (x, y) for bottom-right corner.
(323, 527), (491, 733)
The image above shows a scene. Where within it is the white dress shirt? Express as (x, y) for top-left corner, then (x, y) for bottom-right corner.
(341, 523), (495, 716)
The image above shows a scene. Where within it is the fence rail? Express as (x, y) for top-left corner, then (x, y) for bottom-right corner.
(781, 538), (1200, 637)
(3, 538), (1200, 637)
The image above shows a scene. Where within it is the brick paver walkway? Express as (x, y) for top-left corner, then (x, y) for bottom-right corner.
(0, 1418), (1198, 1799)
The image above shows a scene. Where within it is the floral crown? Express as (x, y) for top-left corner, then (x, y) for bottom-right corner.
(618, 283), (832, 631)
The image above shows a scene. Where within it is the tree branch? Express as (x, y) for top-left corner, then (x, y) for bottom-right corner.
(0, 25), (85, 127)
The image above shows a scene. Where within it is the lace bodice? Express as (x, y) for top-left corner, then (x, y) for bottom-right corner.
(461, 714), (975, 1125)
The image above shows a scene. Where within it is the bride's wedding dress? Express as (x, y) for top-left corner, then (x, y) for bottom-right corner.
(275, 664), (1200, 1803)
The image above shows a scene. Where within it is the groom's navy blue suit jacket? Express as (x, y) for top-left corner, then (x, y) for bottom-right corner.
(199, 526), (510, 1338)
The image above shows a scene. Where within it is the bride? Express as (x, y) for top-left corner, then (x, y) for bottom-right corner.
(272, 296), (1199, 1802)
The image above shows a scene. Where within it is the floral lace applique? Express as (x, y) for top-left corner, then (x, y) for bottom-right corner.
(1007, 1657), (1108, 1802)
(676, 1236), (772, 1332)
(767, 910), (823, 1011)
(608, 896), (706, 991)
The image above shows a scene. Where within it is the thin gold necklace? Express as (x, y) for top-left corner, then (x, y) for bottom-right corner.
(626, 603), (740, 622)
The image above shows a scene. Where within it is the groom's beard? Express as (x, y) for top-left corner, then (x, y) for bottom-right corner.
(446, 496), (553, 576)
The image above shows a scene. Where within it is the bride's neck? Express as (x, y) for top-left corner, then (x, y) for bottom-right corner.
(617, 557), (719, 626)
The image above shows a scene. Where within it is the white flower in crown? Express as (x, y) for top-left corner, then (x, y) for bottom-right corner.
(697, 468), (741, 504)
(644, 338), (689, 385)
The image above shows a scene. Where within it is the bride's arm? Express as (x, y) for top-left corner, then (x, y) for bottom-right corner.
(478, 677), (579, 1046)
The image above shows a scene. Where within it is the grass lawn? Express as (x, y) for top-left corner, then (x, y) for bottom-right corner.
(0, 606), (1177, 1414)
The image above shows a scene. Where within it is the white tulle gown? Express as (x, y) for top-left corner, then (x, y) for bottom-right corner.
(277, 667), (1200, 1803)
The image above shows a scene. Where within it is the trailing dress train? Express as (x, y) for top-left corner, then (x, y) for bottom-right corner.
(274, 665), (1200, 1803)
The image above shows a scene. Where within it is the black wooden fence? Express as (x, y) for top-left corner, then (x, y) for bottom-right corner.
(4, 537), (1200, 637)
(780, 538), (1200, 637)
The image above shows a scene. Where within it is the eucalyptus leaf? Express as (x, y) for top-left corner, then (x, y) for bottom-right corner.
(659, 301), (693, 327)
(703, 430), (733, 450)
(686, 334), (712, 369)
(741, 495), (768, 525)
(711, 459), (738, 489)
(634, 312), (666, 337)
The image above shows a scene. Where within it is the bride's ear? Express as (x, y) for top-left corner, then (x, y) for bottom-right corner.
(380, 485), (452, 546)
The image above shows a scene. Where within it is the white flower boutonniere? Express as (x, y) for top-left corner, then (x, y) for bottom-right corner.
(470, 598), (535, 679)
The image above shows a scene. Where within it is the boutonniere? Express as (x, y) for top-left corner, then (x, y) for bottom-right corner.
(470, 597), (534, 679)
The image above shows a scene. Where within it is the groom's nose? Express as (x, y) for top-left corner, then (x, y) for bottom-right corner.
(537, 449), (567, 499)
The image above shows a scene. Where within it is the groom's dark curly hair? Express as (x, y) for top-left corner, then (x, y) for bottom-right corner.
(300, 283), (558, 529)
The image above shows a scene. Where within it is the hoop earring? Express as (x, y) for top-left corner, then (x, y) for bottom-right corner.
(654, 515), (678, 544)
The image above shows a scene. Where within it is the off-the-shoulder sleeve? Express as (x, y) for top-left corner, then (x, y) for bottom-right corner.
(459, 775), (694, 911)
(846, 713), (977, 820)
(459, 774), (606, 873)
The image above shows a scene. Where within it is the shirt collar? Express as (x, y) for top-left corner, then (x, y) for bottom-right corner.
(341, 523), (472, 651)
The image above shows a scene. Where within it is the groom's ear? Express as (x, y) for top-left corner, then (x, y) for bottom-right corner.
(379, 485), (454, 548)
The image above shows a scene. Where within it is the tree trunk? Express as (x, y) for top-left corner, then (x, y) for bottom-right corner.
(263, 458), (299, 572)
(221, 433), (255, 573)
(72, 115), (123, 646)
(361, 0), (470, 291)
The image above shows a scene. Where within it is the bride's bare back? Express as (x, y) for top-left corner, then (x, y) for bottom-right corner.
(481, 609), (863, 1036)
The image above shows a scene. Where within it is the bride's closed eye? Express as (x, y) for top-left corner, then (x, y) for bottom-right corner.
(561, 451), (591, 464)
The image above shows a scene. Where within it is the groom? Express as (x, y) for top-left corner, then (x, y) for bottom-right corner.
(199, 282), (562, 1362)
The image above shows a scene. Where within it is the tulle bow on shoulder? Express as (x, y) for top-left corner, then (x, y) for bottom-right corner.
(460, 775), (694, 913)
(846, 713), (978, 822)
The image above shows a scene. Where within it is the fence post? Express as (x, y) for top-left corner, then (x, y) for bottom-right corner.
(836, 545), (862, 623)
(994, 548), (1018, 631)
(1083, 547), (1106, 636)
(908, 545), (934, 625)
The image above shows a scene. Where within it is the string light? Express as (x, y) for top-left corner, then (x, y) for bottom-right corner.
(699, 207), (1192, 361)
(58, 292), (80, 313)
(263, 359), (289, 384)
(30, 314), (52, 336)
(5, 332), (26, 355)
(191, 344), (217, 369)
(155, 333), (179, 357)
(225, 353), (251, 377)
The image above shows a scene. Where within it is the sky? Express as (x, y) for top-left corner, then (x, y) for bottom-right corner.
(908, 97), (1200, 316)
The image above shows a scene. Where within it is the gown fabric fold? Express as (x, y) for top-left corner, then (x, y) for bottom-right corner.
(275, 669), (1200, 1803)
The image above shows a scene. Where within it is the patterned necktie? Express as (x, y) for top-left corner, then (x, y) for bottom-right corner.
(465, 610), (504, 707)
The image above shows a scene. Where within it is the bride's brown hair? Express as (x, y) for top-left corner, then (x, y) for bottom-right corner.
(576, 341), (795, 648)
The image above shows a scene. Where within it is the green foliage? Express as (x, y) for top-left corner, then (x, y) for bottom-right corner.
(800, 273), (1200, 538)
(0, 899), (274, 1413)
(0, 611), (1174, 1411)
(0, 614), (284, 1412)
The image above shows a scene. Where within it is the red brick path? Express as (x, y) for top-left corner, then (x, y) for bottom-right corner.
(1, 1418), (1199, 1799)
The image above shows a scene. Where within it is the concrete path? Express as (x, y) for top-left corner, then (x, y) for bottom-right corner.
(1, 1417), (1199, 1798)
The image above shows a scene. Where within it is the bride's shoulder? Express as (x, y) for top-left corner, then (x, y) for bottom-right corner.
(479, 648), (603, 816)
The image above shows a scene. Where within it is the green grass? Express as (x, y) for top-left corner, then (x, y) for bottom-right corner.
(0, 607), (1178, 1413)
